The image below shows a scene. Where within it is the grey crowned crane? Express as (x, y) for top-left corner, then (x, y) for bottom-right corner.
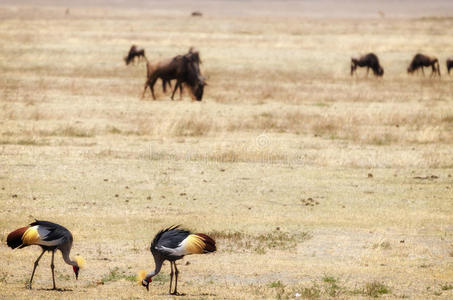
(6, 220), (85, 290)
(138, 225), (216, 295)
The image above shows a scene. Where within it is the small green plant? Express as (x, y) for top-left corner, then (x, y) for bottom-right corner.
(152, 273), (169, 283)
(364, 281), (390, 297)
(101, 267), (136, 284)
(123, 274), (137, 282)
(0, 272), (7, 283)
(57, 273), (71, 281)
(440, 283), (453, 291)
(322, 275), (336, 284)
(269, 280), (285, 289)
(322, 275), (341, 297)
(270, 281), (286, 300)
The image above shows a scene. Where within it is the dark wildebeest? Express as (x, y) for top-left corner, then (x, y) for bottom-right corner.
(143, 49), (205, 101)
(447, 57), (453, 75)
(148, 48), (202, 95)
(124, 45), (146, 65)
(351, 53), (384, 77)
(191, 11), (203, 17)
(407, 53), (440, 77)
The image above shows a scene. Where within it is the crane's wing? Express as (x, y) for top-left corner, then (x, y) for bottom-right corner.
(152, 226), (216, 257)
(152, 226), (190, 257)
(27, 220), (73, 247)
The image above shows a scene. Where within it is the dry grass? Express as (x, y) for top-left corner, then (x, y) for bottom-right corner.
(0, 1), (453, 299)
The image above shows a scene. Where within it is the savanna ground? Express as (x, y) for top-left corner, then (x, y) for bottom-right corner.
(1, 1), (453, 299)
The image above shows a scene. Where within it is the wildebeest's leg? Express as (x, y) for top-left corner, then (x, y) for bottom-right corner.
(171, 80), (182, 100)
(149, 78), (158, 100)
(142, 80), (149, 99)
(162, 80), (167, 93)
(166, 80), (173, 92)
(143, 76), (158, 100)
(179, 82), (183, 100)
(366, 67), (370, 77)
(421, 67), (425, 76)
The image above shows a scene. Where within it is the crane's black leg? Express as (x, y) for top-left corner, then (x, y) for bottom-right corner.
(29, 249), (46, 289)
(172, 262), (180, 295)
(51, 250), (56, 290)
(169, 261), (174, 294)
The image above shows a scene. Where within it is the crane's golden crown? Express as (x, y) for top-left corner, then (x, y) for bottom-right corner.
(75, 256), (85, 268)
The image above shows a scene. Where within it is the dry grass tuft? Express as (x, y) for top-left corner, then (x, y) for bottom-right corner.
(172, 116), (213, 137)
(208, 230), (311, 254)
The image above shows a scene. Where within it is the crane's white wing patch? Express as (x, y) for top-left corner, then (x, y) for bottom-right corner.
(155, 245), (188, 257)
(37, 237), (64, 246)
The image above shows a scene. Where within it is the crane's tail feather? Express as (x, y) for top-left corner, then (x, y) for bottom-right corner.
(195, 233), (216, 253)
(185, 233), (216, 254)
(6, 226), (29, 249)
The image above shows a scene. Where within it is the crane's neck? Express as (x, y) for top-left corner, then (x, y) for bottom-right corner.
(62, 251), (77, 267)
(145, 258), (163, 281)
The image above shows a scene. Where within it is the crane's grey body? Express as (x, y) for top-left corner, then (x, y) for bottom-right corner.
(7, 220), (79, 290)
(152, 227), (190, 260)
(142, 226), (216, 295)
(144, 226), (191, 295)
(30, 220), (74, 250)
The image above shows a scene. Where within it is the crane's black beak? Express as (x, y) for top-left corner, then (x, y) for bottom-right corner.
(142, 279), (149, 291)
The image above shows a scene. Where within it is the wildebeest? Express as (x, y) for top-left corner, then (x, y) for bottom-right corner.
(124, 45), (146, 65)
(142, 48), (205, 101)
(351, 53), (384, 77)
(447, 57), (453, 75)
(191, 11), (203, 17)
(407, 53), (440, 76)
